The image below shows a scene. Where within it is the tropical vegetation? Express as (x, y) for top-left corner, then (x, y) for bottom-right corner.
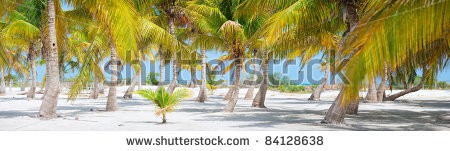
(0, 0), (448, 126)
(135, 87), (191, 123)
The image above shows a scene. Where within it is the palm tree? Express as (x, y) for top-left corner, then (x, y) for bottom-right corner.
(135, 87), (191, 123)
(364, 78), (378, 102)
(186, 0), (272, 112)
(182, 1), (229, 103)
(157, 45), (166, 87)
(189, 33), (225, 102)
(251, 48), (269, 108)
(309, 51), (332, 101)
(384, 38), (450, 101)
(244, 49), (258, 100)
(1, 0), (67, 118)
(241, 0), (343, 105)
(240, 0), (357, 119)
(143, 0), (185, 94)
(66, 19), (108, 101)
(237, 0), (450, 124)
(1, 0), (43, 99)
(66, 0), (140, 111)
(321, 0), (450, 124)
(376, 63), (388, 102)
(124, 0), (187, 99)
(39, 0), (61, 118)
(198, 47), (208, 102)
(66, 1), (183, 104)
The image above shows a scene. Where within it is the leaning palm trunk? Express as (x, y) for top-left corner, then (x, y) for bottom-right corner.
(245, 87), (254, 100)
(252, 49), (269, 108)
(346, 99), (359, 115)
(365, 78), (378, 102)
(224, 59), (242, 112)
(309, 57), (330, 101)
(385, 66), (428, 101)
(376, 64), (388, 102)
(0, 68), (5, 95)
(322, 89), (348, 124)
(224, 64), (238, 101)
(224, 86), (235, 101)
(245, 57), (257, 100)
(309, 70), (329, 100)
(39, 0), (60, 119)
(166, 16), (178, 94)
(385, 82), (424, 101)
(27, 44), (37, 99)
(197, 48), (207, 102)
(106, 43), (119, 111)
(322, 0), (359, 124)
(89, 78), (99, 99)
(124, 73), (139, 99)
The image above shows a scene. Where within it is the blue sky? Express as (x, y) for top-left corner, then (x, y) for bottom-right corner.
(32, 2), (450, 84)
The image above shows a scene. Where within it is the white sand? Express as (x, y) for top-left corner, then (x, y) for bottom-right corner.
(0, 87), (449, 131)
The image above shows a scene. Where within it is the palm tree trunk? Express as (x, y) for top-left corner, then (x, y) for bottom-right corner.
(98, 63), (105, 94)
(346, 99), (359, 115)
(106, 42), (119, 111)
(158, 45), (165, 87)
(89, 78), (99, 99)
(385, 83), (424, 101)
(124, 73), (139, 99)
(224, 86), (234, 101)
(137, 69), (142, 90)
(27, 44), (37, 99)
(39, 0), (60, 119)
(8, 74), (12, 91)
(377, 64), (388, 102)
(0, 68), (5, 95)
(322, 89), (349, 124)
(245, 87), (254, 100)
(245, 54), (258, 100)
(162, 113), (167, 123)
(365, 78), (377, 102)
(322, 0), (359, 123)
(21, 75), (28, 91)
(39, 75), (46, 94)
(167, 53), (178, 93)
(252, 49), (269, 108)
(385, 66), (427, 101)
(166, 15), (177, 94)
(189, 68), (197, 88)
(309, 53), (330, 101)
(252, 84), (267, 108)
(197, 48), (207, 102)
(224, 59), (242, 112)
(99, 81), (104, 94)
(59, 54), (64, 92)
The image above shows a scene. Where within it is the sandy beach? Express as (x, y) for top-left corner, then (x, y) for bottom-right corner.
(0, 86), (449, 131)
